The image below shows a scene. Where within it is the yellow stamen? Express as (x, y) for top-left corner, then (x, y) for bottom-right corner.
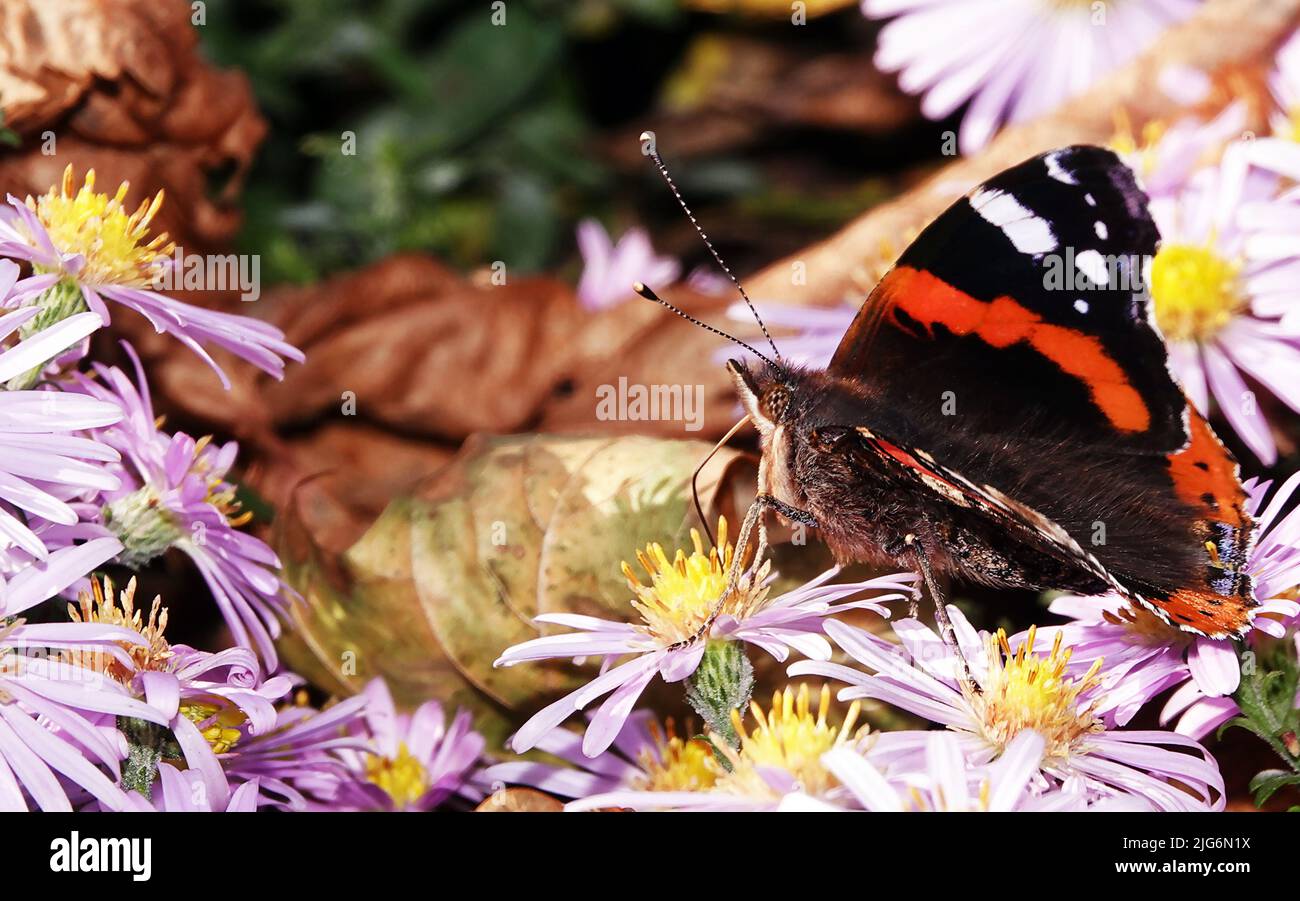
(1150, 242), (1246, 342)
(718, 684), (869, 800)
(67, 576), (172, 679)
(179, 702), (246, 754)
(638, 718), (719, 792)
(972, 627), (1103, 759)
(366, 742), (429, 808)
(26, 165), (173, 286)
(622, 516), (770, 645)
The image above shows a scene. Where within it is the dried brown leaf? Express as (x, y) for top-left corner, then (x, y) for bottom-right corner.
(0, 0), (266, 252)
(275, 433), (760, 745)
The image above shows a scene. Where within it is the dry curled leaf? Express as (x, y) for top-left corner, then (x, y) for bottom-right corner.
(746, 0), (1300, 307)
(145, 254), (748, 462)
(274, 433), (760, 746)
(0, 0), (266, 253)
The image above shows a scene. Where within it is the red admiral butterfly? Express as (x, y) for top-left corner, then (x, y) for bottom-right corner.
(635, 140), (1256, 667)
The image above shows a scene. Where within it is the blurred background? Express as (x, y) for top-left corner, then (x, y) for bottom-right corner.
(202, 0), (927, 284)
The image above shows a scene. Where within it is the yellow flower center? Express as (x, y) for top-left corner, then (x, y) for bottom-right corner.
(638, 719), (719, 792)
(972, 627), (1102, 760)
(366, 742), (430, 808)
(621, 517), (769, 645)
(67, 576), (173, 680)
(27, 165), (172, 286)
(719, 684), (867, 800)
(1149, 242), (1245, 342)
(179, 702), (246, 754)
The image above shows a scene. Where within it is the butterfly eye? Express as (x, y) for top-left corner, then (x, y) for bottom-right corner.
(762, 387), (789, 421)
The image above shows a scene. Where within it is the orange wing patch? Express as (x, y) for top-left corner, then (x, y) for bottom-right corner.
(1142, 588), (1256, 639)
(875, 266), (1151, 432)
(1148, 408), (1256, 637)
(1167, 409), (1250, 529)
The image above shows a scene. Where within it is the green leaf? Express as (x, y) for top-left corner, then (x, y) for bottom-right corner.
(1248, 770), (1300, 806)
(1225, 641), (1300, 807)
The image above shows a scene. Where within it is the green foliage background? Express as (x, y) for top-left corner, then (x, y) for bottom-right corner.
(202, 0), (683, 283)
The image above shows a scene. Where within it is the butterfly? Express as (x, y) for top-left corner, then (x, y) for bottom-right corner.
(710, 144), (1257, 656)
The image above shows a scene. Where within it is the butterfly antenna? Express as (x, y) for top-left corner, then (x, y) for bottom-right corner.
(639, 130), (782, 365)
(632, 283), (778, 369)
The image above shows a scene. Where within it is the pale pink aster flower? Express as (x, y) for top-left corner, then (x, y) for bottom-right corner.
(1147, 143), (1300, 464)
(71, 346), (294, 668)
(0, 538), (173, 811)
(483, 710), (720, 800)
(791, 612), (1226, 810)
(1118, 101), (1250, 197)
(495, 517), (915, 757)
(0, 167), (303, 388)
(864, 0), (1199, 154)
(575, 218), (680, 310)
(1247, 27), (1300, 181)
(795, 729), (1147, 811)
(309, 677), (487, 812)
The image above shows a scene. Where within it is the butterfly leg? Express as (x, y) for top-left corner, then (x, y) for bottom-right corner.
(680, 492), (820, 650)
(909, 537), (979, 694)
(758, 495), (819, 528)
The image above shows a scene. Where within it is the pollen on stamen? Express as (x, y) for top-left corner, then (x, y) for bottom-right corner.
(26, 164), (174, 287)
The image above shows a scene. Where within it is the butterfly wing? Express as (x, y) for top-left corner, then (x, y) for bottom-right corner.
(829, 146), (1255, 636)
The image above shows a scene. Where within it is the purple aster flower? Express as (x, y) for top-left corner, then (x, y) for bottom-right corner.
(61, 574), (297, 809)
(71, 345), (294, 668)
(791, 611), (1226, 810)
(123, 766), (262, 812)
(725, 300), (858, 372)
(495, 516), (915, 757)
(864, 0), (1199, 154)
(1117, 101), (1251, 198)
(0, 166), (303, 388)
(564, 684), (871, 811)
(1145, 143), (1300, 463)
(575, 218), (680, 311)
(1247, 27), (1300, 181)
(218, 693), (371, 810)
(483, 710), (718, 800)
(0, 537), (175, 811)
(0, 293), (122, 562)
(303, 677), (487, 811)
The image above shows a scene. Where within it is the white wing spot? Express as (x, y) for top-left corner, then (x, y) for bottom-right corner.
(1074, 298), (1090, 314)
(968, 188), (1057, 254)
(1075, 248), (1110, 286)
(1045, 152), (1078, 185)
(1094, 220), (1108, 240)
